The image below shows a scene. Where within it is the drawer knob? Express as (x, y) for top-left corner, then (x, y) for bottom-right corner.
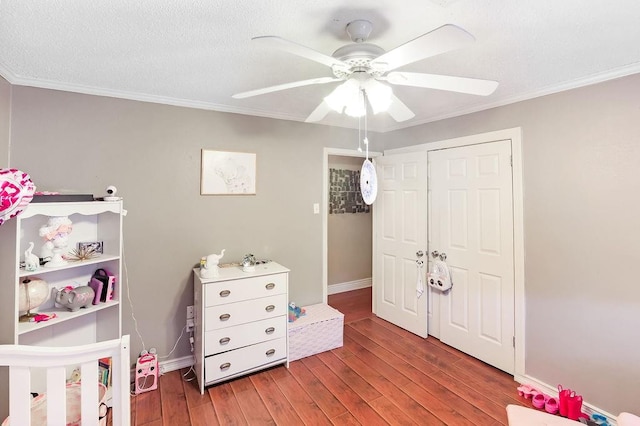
(265, 305), (275, 312)
(265, 349), (276, 357)
(219, 337), (231, 345)
(220, 362), (231, 371)
(265, 327), (275, 335)
(265, 282), (276, 290)
(219, 313), (231, 321)
(219, 290), (231, 297)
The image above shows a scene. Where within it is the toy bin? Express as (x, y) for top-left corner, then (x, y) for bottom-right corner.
(288, 303), (344, 361)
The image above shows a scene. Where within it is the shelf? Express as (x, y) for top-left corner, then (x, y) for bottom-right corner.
(19, 255), (120, 277)
(20, 201), (121, 219)
(18, 300), (120, 335)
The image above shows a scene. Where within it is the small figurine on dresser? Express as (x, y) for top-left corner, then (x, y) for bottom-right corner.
(201, 249), (225, 278)
(242, 253), (256, 272)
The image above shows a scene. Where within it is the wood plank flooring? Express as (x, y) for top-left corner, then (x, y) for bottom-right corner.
(130, 287), (530, 425)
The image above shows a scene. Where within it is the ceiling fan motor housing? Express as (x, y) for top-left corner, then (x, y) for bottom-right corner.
(346, 19), (373, 43)
(331, 43), (386, 78)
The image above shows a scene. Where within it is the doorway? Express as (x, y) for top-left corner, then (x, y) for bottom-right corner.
(322, 148), (381, 303)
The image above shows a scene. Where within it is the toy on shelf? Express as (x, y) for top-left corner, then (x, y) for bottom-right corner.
(53, 285), (95, 312)
(24, 242), (39, 271)
(39, 216), (73, 268)
(288, 302), (306, 322)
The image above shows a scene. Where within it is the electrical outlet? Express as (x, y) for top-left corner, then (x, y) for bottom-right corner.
(186, 318), (195, 332)
(186, 305), (194, 320)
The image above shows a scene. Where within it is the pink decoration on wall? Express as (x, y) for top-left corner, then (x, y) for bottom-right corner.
(0, 168), (36, 226)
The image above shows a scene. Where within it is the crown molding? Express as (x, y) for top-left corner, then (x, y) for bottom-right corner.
(382, 62), (640, 132)
(2, 61), (639, 134)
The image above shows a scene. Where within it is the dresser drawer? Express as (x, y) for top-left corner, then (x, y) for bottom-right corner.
(204, 273), (286, 307)
(205, 293), (287, 330)
(204, 337), (286, 384)
(204, 315), (286, 356)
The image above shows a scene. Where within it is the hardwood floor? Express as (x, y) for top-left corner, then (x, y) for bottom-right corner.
(130, 287), (529, 425)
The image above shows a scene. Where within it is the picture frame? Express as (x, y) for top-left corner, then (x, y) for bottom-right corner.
(201, 150), (257, 195)
(78, 241), (104, 254)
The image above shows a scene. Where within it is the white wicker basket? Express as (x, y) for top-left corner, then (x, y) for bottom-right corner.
(288, 303), (344, 362)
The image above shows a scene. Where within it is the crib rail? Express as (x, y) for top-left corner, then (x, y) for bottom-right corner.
(0, 335), (130, 426)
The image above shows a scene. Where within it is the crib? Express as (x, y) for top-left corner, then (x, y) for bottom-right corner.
(0, 335), (130, 426)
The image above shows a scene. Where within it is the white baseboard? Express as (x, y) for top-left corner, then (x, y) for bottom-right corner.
(514, 373), (617, 425)
(328, 278), (372, 295)
(159, 355), (195, 375)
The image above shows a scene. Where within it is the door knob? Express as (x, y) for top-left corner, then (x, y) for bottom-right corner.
(431, 250), (439, 258)
(416, 250), (424, 258)
(439, 252), (447, 261)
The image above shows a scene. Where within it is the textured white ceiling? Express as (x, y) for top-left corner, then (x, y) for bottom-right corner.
(1, 0), (639, 132)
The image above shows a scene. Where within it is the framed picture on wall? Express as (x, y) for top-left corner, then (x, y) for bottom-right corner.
(201, 150), (257, 195)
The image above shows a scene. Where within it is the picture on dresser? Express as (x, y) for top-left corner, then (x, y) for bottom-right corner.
(201, 150), (257, 195)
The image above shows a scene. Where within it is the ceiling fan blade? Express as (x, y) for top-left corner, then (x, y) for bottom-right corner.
(387, 93), (415, 122)
(305, 100), (333, 122)
(386, 72), (498, 96)
(232, 77), (341, 99)
(370, 24), (475, 72)
(252, 36), (349, 70)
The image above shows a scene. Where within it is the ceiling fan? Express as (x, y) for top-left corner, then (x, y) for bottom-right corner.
(232, 20), (498, 123)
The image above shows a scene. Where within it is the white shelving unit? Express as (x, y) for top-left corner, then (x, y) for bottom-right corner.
(0, 200), (124, 348)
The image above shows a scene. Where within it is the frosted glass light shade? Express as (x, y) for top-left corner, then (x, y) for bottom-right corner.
(323, 78), (393, 117)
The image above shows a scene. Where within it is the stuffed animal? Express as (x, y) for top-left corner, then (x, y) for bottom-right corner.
(288, 302), (306, 322)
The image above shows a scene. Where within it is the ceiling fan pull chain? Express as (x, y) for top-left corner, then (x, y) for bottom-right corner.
(358, 111), (362, 152)
(363, 90), (369, 160)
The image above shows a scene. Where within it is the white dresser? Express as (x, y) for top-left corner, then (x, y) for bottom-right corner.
(193, 262), (289, 394)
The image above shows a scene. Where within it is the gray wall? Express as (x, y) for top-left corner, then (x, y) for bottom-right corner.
(380, 73), (640, 415)
(0, 76), (9, 167)
(3, 72), (639, 415)
(328, 155), (372, 286)
(6, 86), (375, 365)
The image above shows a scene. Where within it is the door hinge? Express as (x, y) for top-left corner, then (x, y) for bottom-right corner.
(510, 155), (513, 167)
(512, 336), (515, 347)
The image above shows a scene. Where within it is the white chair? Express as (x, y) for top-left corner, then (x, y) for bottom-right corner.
(0, 335), (130, 426)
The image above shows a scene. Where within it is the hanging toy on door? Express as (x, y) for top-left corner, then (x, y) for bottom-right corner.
(427, 251), (453, 292)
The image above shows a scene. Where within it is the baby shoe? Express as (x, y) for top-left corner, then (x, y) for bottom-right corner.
(517, 384), (538, 399)
(532, 393), (549, 409)
(591, 413), (610, 426)
(545, 397), (559, 414)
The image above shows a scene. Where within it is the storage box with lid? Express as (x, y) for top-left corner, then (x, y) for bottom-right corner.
(288, 303), (344, 361)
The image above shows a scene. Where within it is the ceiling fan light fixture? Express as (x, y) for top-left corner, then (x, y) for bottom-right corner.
(324, 79), (359, 113)
(324, 80), (351, 112)
(344, 89), (366, 117)
(365, 80), (393, 114)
